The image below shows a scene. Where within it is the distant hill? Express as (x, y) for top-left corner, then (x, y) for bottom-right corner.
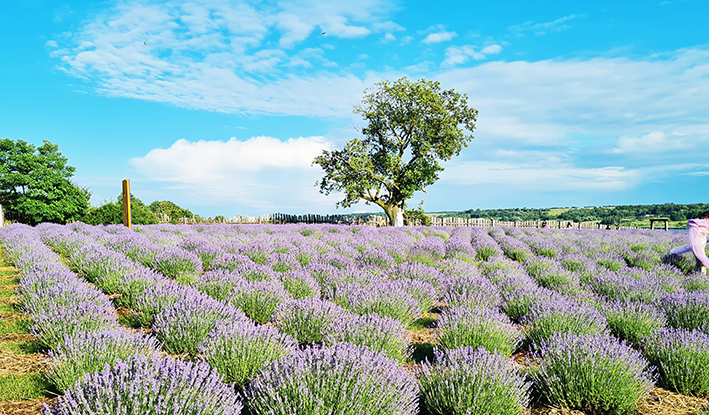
(434, 203), (709, 226)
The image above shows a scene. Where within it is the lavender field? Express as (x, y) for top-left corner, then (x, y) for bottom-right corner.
(2, 222), (709, 415)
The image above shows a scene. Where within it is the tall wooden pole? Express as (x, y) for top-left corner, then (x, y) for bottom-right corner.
(122, 179), (132, 228)
(0, 204), (3, 228)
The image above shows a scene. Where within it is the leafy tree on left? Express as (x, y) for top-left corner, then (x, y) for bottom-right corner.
(0, 138), (91, 225)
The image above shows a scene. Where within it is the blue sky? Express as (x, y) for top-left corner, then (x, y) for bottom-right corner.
(1, 0), (708, 217)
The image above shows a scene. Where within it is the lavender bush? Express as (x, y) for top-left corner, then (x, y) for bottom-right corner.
(418, 347), (530, 415)
(334, 281), (421, 325)
(530, 332), (655, 415)
(210, 253), (252, 272)
(132, 281), (196, 326)
(244, 343), (418, 415)
(46, 328), (162, 391)
(192, 270), (244, 301)
(437, 307), (522, 356)
(441, 275), (501, 309)
(326, 312), (412, 362)
(198, 320), (296, 388)
(44, 355), (242, 415)
(152, 295), (247, 355)
(683, 271), (709, 293)
(229, 278), (292, 324)
(501, 285), (559, 322)
(660, 291), (709, 333)
(30, 302), (119, 350)
(603, 300), (666, 345)
(642, 328), (709, 396)
(279, 270), (320, 300)
(522, 298), (608, 346)
(151, 248), (203, 283)
(274, 299), (352, 345)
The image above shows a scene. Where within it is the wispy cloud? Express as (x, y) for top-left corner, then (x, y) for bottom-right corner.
(50, 0), (399, 117)
(420, 25), (457, 44)
(442, 44), (502, 66)
(509, 14), (584, 36)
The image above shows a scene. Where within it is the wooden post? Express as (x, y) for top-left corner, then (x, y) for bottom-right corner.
(122, 179), (132, 228)
(0, 204), (3, 228)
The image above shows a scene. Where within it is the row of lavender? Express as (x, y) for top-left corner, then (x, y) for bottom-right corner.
(2, 222), (709, 414)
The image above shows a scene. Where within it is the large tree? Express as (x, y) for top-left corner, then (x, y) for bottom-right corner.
(313, 77), (478, 225)
(0, 138), (91, 225)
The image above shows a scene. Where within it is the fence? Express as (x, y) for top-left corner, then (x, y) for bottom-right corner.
(157, 212), (601, 229)
(428, 217), (603, 229)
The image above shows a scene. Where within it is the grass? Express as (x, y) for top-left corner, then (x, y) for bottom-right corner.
(408, 314), (438, 331)
(0, 339), (43, 355)
(0, 373), (52, 400)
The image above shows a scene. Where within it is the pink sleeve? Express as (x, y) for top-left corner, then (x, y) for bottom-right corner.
(688, 219), (709, 268)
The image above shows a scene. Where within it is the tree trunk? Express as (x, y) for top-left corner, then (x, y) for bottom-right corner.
(383, 204), (401, 227)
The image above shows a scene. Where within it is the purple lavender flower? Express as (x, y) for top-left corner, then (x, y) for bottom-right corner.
(660, 291), (709, 333)
(440, 275), (501, 309)
(603, 300), (666, 345)
(494, 235), (533, 262)
(232, 261), (276, 282)
(642, 327), (709, 396)
(530, 332), (655, 414)
(229, 278), (293, 324)
(408, 237), (446, 265)
(244, 343), (418, 415)
(357, 247), (396, 269)
(208, 253), (252, 273)
(436, 258), (483, 280)
(470, 230), (503, 261)
(418, 346), (530, 415)
(236, 242), (275, 265)
(274, 299), (353, 345)
(326, 312), (412, 362)
(390, 261), (442, 287)
(132, 280), (197, 326)
(444, 236), (477, 261)
(198, 319), (297, 388)
(30, 302), (119, 349)
(191, 269), (244, 301)
(437, 307), (522, 356)
(522, 235), (562, 258)
(278, 270), (320, 300)
(522, 298), (608, 345)
(46, 328), (162, 391)
(151, 247), (203, 283)
(334, 281), (422, 325)
(44, 355), (242, 415)
(153, 294), (248, 355)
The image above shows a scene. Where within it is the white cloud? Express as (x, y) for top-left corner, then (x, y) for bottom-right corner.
(52, 0), (404, 117)
(609, 131), (691, 154)
(381, 32), (396, 42)
(480, 44), (502, 55)
(442, 160), (638, 191)
(421, 30), (457, 44)
(442, 44), (502, 66)
(130, 136), (334, 210)
(420, 25), (457, 44)
(509, 14), (583, 36)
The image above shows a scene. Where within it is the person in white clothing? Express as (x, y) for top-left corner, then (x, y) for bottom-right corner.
(671, 211), (709, 274)
(688, 212), (709, 274)
(395, 209), (404, 227)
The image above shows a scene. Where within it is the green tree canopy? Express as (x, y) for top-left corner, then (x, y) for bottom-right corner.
(313, 77), (478, 225)
(82, 194), (158, 225)
(0, 138), (91, 225)
(148, 200), (194, 224)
